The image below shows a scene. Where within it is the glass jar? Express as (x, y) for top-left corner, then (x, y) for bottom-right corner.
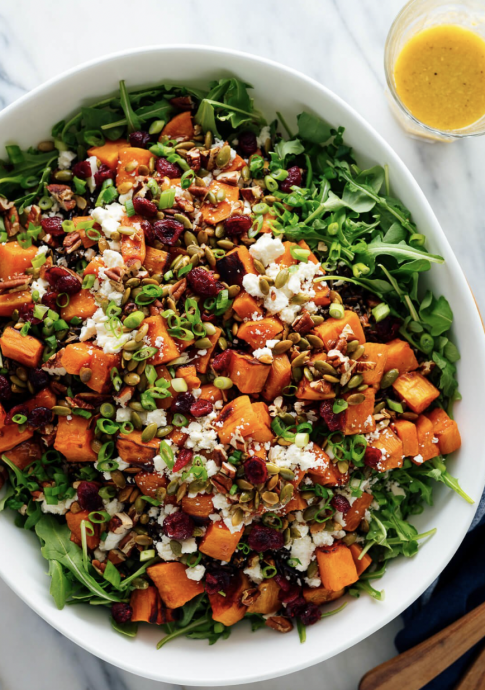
(385, 0), (485, 141)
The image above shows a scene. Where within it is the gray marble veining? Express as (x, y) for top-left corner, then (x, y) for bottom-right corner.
(0, 0), (482, 688)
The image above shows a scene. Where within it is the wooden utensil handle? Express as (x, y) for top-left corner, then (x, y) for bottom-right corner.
(359, 601), (485, 690)
(454, 642), (485, 690)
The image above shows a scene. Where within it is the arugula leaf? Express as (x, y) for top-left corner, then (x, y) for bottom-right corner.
(0, 482), (13, 511)
(274, 139), (305, 162)
(111, 618), (138, 638)
(48, 560), (71, 610)
(35, 515), (122, 603)
(419, 291), (453, 336)
(119, 80), (142, 133)
(195, 99), (219, 135)
(103, 559), (122, 589)
(297, 112), (332, 143)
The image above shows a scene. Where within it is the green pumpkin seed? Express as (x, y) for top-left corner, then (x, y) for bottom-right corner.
(141, 423), (158, 443)
(279, 468), (295, 481)
(124, 372), (140, 386)
(357, 384), (369, 392)
(292, 366), (303, 383)
(216, 145), (231, 168)
(311, 315), (324, 325)
(291, 351), (310, 369)
(52, 405), (71, 417)
(307, 335), (324, 349)
(290, 293), (310, 305)
(261, 491), (279, 506)
(352, 344), (366, 360)
(303, 505), (319, 521)
(79, 367), (92, 383)
(134, 496), (146, 513)
(274, 269), (289, 289)
(284, 527), (291, 545)
(313, 360), (337, 376)
(299, 337), (310, 350)
(131, 412), (143, 430)
(323, 374), (340, 384)
(290, 526), (302, 539)
(347, 393), (366, 405)
(170, 540), (182, 556)
(307, 560), (319, 578)
(288, 332), (301, 344)
(155, 487), (167, 502)
(279, 483), (294, 506)
(123, 339), (142, 352)
(129, 402), (144, 411)
(218, 336), (228, 351)
(373, 401), (386, 414)
(184, 230), (198, 247)
(204, 247), (216, 268)
(228, 285), (241, 298)
(237, 479), (254, 491)
(259, 277), (270, 295)
(176, 482), (188, 502)
(197, 230), (209, 244)
(232, 508), (244, 526)
(253, 259), (266, 275)
(193, 337), (212, 350)
(37, 140), (55, 152)
(280, 413), (296, 425)
(272, 340), (293, 355)
(266, 463), (280, 475)
(217, 239), (234, 250)
(400, 411), (419, 421)
(111, 470), (126, 489)
(348, 374), (364, 389)
(380, 368), (400, 389)
(346, 339), (360, 355)
(239, 491), (254, 503)
(157, 424), (174, 438)
(303, 367), (314, 382)
(204, 131), (213, 149)
(54, 169), (73, 183)
(338, 460), (349, 474)
(167, 479), (178, 496)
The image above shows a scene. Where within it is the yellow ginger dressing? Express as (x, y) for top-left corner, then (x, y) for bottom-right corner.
(394, 24), (485, 130)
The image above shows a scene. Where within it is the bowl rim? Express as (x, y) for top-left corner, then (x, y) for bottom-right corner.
(0, 43), (483, 686)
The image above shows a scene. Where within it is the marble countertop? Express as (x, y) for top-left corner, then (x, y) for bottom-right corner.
(0, 0), (484, 688)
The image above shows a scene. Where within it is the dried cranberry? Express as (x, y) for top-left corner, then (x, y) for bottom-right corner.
(156, 157), (182, 179)
(280, 166), (302, 193)
(224, 215), (252, 237)
(171, 391), (195, 415)
(319, 400), (344, 432)
(374, 317), (401, 343)
(28, 368), (49, 391)
(244, 456), (268, 485)
(132, 197), (158, 218)
(128, 131), (151, 148)
(364, 446), (382, 469)
(45, 266), (81, 295)
(111, 603), (133, 624)
(5, 404), (28, 425)
(212, 349), (233, 374)
(331, 494), (351, 514)
(77, 481), (103, 511)
(205, 563), (234, 594)
(172, 448), (194, 473)
(286, 597), (321, 626)
(162, 511), (194, 540)
(201, 311), (217, 324)
(152, 218), (185, 246)
(0, 375), (11, 401)
(248, 524), (284, 552)
(277, 579), (301, 604)
(238, 131), (258, 156)
(94, 163), (114, 187)
(187, 267), (223, 297)
(72, 160), (92, 180)
(190, 399), (213, 418)
(42, 291), (59, 311)
(18, 303), (42, 325)
(28, 406), (53, 428)
(140, 219), (155, 245)
(40, 217), (64, 237)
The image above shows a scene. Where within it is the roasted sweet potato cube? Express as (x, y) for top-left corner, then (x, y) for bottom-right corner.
(72, 216), (98, 249)
(193, 327), (221, 374)
(87, 349), (121, 394)
(216, 245), (256, 286)
(344, 493), (373, 531)
(414, 414), (440, 463)
(145, 314), (180, 365)
(246, 578), (281, 614)
(161, 111), (194, 141)
(350, 543), (372, 576)
(308, 445), (348, 487)
(144, 246), (169, 275)
(342, 388), (376, 435)
(147, 562), (204, 609)
(237, 317), (283, 349)
(66, 510), (100, 550)
(296, 355), (335, 400)
(182, 494), (214, 518)
(369, 426), (404, 471)
(116, 431), (159, 465)
(0, 241), (37, 281)
(201, 181), (240, 225)
(0, 413), (34, 453)
(176, 364), (201, 390)
(426, 408), (461, 455)
(232, 291), (263, 320)
(313, 280), (331, 306)
(392, 419), (419, 457)
(314, 310), (366, 347)
(250, 402), (274, 443)
(0, 327), (43, 368)
(120, 218), (146, 265)
(116, 147), (155, 187)
(262, 353), (292, 402)
(1, 438), (42, 470)
(54, 416), (97, 462)
(361, 343), (388, 388)
(135, 470), (167, 498)
(384, 339), (418, 375)
(199, 383), (223, 403)
(393, 371), (440, 414)
(130, 586), (174, 625)
(215, 395), (258, 444)
(0, 291), (32, 317)
(60, 342), (93, 375)
(209, 573), (249, 626)
(317, 542), (359, 591)
(60, 289), (97, 322)
(228, 352), (271, 394)
(199, 522), (243, 561)
(87, 139), (128, 170)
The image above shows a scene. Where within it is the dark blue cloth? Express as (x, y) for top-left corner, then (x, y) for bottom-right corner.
(395, 511), (485, 689)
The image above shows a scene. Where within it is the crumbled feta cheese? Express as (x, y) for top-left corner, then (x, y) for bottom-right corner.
(180, 538), (198, 553)
(249, 234), (285, 266)
(91, 203), (125, 238)
(146, 409), (167, 428)
(413, 454), (424, 464)
(99, 532), (124, 551)
(252, 347), (273, 361)
(41, 495), (76, 515)
(86, 156), (99, 193)
(312, 531), (335, 547)
(31, 277), (49, 299)
(244, 561), (264, 584)
(185, 564), (206, 581)
(57, 150), (76, 170)
(304, 576), (322, 588)
(156, 536), (178, 561)
(184, 420), (218, 452)
(104, 499), (124, 516)
(80, 307), (132, 353)
(256, 125), (271, 148)
(290, 535), (315, 571)
(116, 408), (132, 423)
(103, 249), (124, 268)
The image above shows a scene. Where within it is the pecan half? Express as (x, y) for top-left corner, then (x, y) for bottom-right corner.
(170, 278), (186, 302)
(0, 275), (31, 291)
(292, 310), (314, 335)
(210, 472), (233, 494)
(185, 148), (201, 171)
(188, 185), (209, 198)
(354, 360), (376, 372)
(65, 396), (95, 411)
(241, 588), (261, 607)
(47, 184), (76, 211)
(4, 206), (20, 236)
(104, 267), (124, 282)
(170, 95), (194, 111)
(265, 616), (293, 633)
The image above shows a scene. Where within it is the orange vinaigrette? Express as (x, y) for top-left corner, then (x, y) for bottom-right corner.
(394, 24), (485, 131)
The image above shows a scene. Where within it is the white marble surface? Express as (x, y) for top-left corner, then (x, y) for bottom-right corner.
(0, 0), (483, 688)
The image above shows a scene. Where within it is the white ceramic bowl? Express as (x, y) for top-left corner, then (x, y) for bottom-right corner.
(0, 46), (483, 687)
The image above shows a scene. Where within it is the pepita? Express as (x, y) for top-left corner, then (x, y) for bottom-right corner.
(348, 374), (364, 389)
(259, 277), (270, 295)
(141, 423), (158, 443)
(280, 484), (294, 505)
(274, 269), (289, 289)
(291, 351), (310, 368)
(380, 368), (400, 389)
(347, 393), (366, 405)
(307, 335), (324, 349)
(272, 340), (293, 355)
(261, 491), (279, 506)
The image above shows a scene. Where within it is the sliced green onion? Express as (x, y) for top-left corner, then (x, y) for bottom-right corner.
(172, 413), (188, 427)
(82, 274), (96, 289)
(372, 303), (390, 323)
(20, 323), (31, 336)
(140, 549), (156, 562)
(125, 199), (136, 217)
(180, 169), (195, 189)
(333, 399), (348, 414)
(290, 246), (310, 262)
(62, 220), (75, 233)
(56, 293), (70, 308)
(73, 177), (87, 195)
(329, 303), (345, 320)
(159, 188), (175, 210)
(12, 414), (27, 424)
(31, 253), (47, 269)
